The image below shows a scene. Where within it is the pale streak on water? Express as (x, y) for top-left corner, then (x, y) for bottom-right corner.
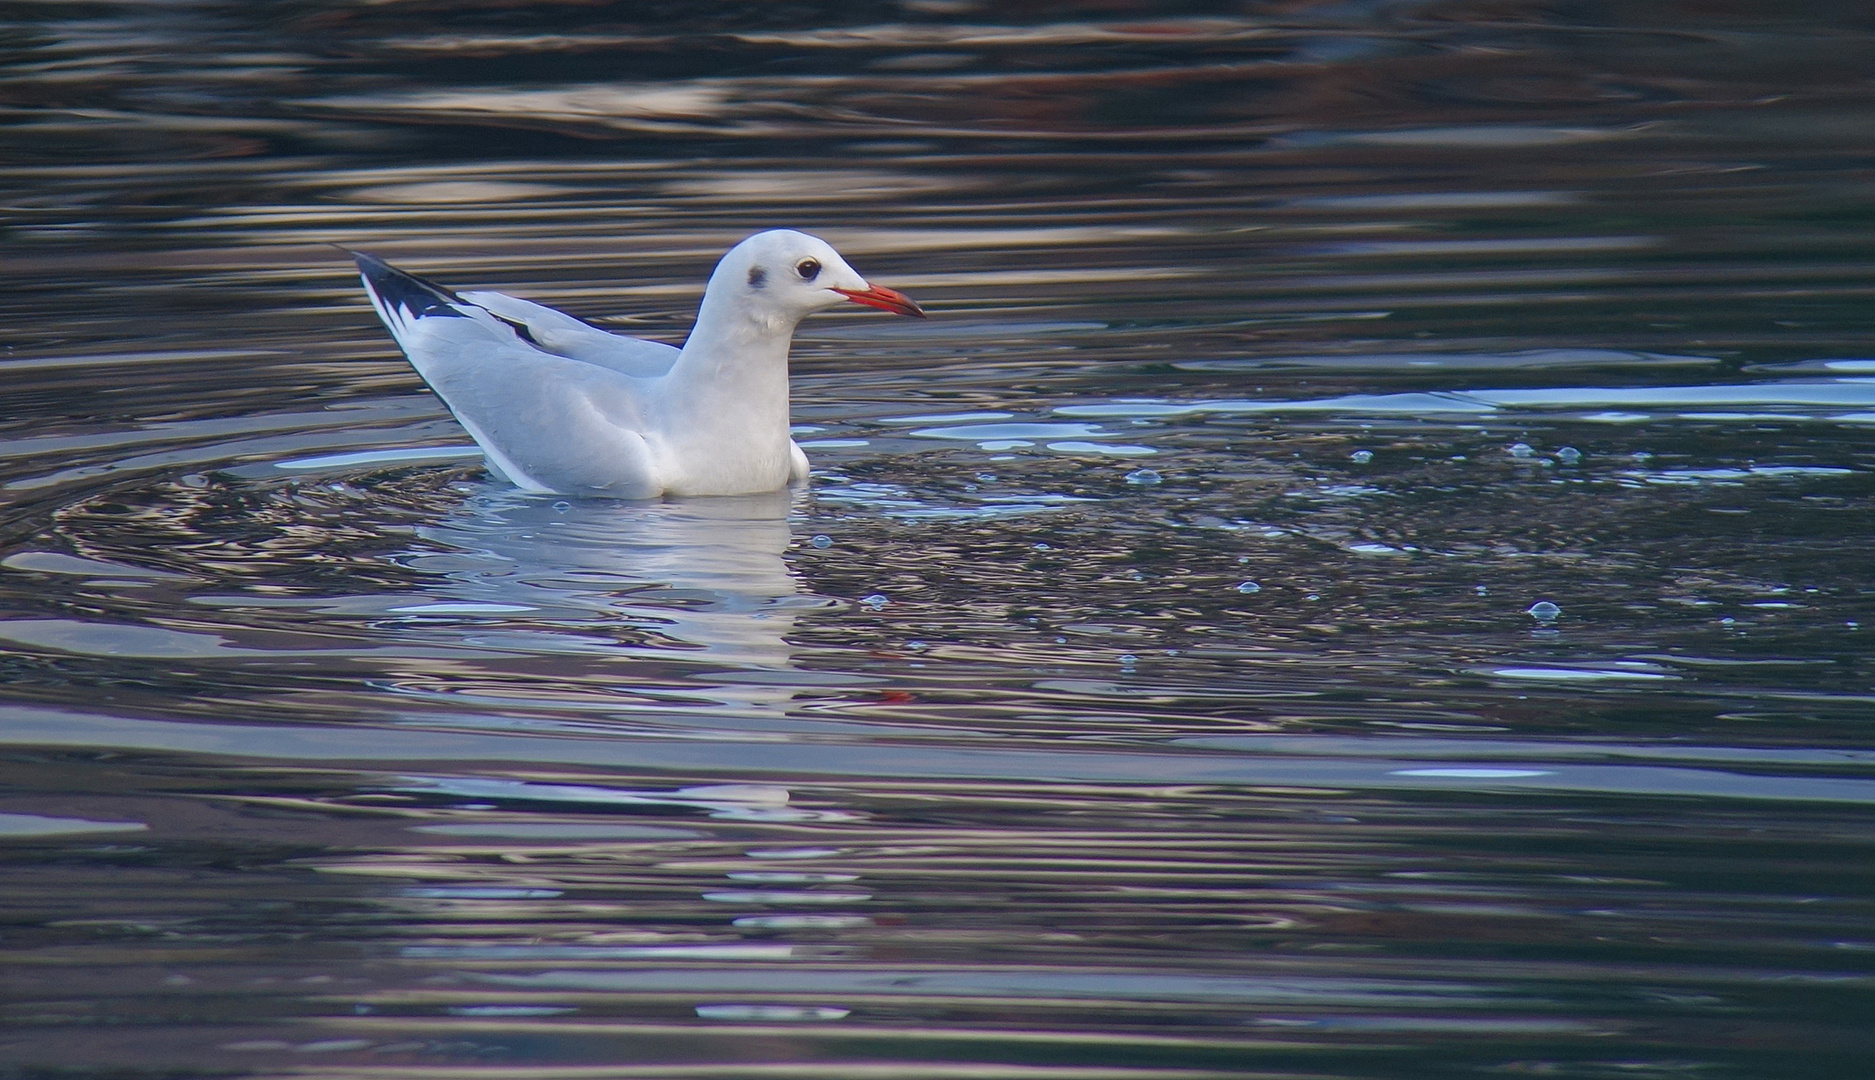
(1, 2), (1873, 1077)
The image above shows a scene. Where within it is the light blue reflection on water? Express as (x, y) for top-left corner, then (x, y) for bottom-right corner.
(1058, 379), (1875, 420)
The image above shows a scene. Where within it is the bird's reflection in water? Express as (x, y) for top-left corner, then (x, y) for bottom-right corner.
(404, 485), (839, 726)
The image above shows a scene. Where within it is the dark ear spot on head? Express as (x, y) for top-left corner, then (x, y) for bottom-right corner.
(747, 266), (766, 289)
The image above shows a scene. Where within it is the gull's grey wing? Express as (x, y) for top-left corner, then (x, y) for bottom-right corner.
(355, 252), (664, 496)
(395, 314), (664, 497)
(458, 289), (680, 378)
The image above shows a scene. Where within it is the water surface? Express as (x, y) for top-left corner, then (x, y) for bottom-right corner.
(2, 3), (1873, 1077)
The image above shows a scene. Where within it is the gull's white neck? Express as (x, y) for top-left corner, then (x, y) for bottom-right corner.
(648, 278), (800, 492)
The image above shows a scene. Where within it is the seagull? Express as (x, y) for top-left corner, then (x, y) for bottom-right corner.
(353, 230), (924, 498)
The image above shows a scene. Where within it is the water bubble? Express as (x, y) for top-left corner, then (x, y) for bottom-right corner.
(1556, 446), (1582, 465)
(810, 534), (833, 549)
(1528, 601), (1562, 622)
(1719, 616), (1736, 626)
(1236, 581), (1262, 594)
(1033, 542), (1052, 552)
(962, 483), (978, 492)
(974, 472), (996, 482)
(1118, 653), (1138, 666)
(1508, 442), (1535, 459)
(1306, 594), (1321, 601)
(552, 500), (571, 513)
(1474, 585), (1489, 596)
(906, 640), (927, 651)
(1349, 449), (1374, 464)
(1054, 637), (1067, 644)
(1632, 451), (1654, 462)
(1124, 468), (1163, 485)
(859, 594), (889, 610)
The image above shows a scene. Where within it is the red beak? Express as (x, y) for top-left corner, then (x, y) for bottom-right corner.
(833, 283), (925, 318)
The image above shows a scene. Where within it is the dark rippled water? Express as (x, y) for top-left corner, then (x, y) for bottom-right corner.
(3, 3), (1874, 1077)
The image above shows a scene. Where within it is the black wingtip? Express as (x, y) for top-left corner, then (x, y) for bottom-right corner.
(352, 249), (466, 320)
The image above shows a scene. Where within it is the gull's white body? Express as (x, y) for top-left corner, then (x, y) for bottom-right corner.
(355, 230), (921, 498)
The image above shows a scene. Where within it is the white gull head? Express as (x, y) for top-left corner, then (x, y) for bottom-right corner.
(701, 229), (925, 333)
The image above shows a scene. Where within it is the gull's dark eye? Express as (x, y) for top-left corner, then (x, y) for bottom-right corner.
(796, 258), (821, 281)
